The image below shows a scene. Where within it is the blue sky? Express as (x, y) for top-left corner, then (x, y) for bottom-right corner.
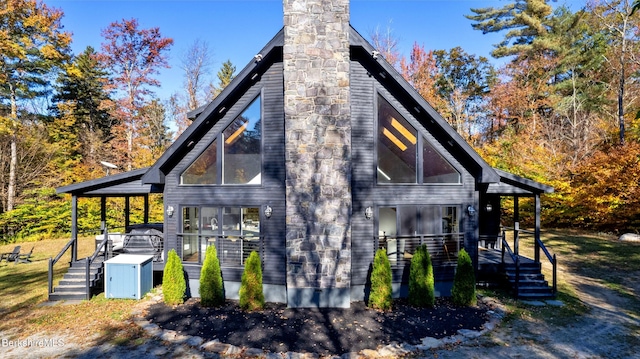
(47, 0), (585, 102)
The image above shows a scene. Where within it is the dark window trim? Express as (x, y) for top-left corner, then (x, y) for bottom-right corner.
(374, 88), (464, 187)
(179, 88), (264, 187)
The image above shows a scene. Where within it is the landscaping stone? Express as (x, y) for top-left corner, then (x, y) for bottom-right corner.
(546, 300), (565, 307)
(458, 328), (482, 338)
(521, 300), (546, 306)
(418, 337), (441, 349)
(619, 233), (640, 241)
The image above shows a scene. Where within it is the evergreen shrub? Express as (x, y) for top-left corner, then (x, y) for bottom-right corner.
(239, 251), (264, 311)
(199, 244), (225, 307)
(408, 244), (435, 307)
(163, 249), (186, 305)
(368, 248), (393, 310)
(451, 248), (477, 306)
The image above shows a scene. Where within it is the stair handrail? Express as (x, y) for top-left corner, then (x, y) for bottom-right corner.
(48, 236), (77, 297)
(535, 236), (558, 295)
(85, 226), (112, 300)
(501, 231), (520, 298)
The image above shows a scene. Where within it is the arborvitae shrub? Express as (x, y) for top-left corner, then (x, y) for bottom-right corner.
(199, 245), (224, 307)
(451, 248), (477, 306)
(368, 248), (393, 310)
(408, 245), (435, 307)
(163, 249), (186, 305)
(239, 251), (264, 311)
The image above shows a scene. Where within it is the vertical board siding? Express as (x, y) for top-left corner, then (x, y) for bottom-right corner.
(349, 57), (477, 287)
(164, 61), (286, 285)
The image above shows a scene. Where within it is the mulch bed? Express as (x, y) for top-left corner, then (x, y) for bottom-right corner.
(145, 298), (488, 355)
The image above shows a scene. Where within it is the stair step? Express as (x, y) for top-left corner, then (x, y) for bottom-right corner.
(515, 285), (554, 293)
(508, 279), (548, 287)
(517, 291), (556, 300)
(49, 292), (87, 301)
(53, 285), (87, 293)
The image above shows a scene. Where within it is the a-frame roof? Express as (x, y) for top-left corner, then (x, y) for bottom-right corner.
(141, 25), (500, 185)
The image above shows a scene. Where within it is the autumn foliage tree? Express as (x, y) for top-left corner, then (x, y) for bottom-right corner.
(0, 0), (71, 212)
(99, 18), (173, 170)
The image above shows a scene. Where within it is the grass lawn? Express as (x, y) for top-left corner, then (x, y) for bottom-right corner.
(0, 229), (638, 348)
(0, 238), (148, 345)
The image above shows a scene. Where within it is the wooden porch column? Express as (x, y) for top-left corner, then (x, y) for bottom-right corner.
(534, 193), (541, 263)
(513, 196), (519, 256)
(125, 196), (130, 229)
(100, 196), (107, 230)
(71, 195), (78, 262)
(143, 194), (149, 224)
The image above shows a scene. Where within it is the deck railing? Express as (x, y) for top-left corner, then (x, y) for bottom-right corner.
(48, 236), (77, 298)
(502, 227), (557, 295)
(176, 233), (264, 267)
(374, 233), (464, 267)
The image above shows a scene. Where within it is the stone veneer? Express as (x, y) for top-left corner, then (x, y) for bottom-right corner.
(283, 0), (352, 307)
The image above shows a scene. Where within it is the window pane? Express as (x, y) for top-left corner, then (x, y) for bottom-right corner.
(377, 96), (417, 183)
(223, 97), (262, 184)
(181, 140), (217, 184)
(423, 138), (461, 183)
(182, 207), (200, 262)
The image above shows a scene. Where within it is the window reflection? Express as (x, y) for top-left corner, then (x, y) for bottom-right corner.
(377, 96), (417, 183)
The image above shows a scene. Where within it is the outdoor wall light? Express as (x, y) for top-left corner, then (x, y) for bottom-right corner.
(364, 206), (373, 220)
(467, 205), (476, 216)
(264, 205), (273, 219)
(166, 206), (174, 218)
(485, 203), (493, 213)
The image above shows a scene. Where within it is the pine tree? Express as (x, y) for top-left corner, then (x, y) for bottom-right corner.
(368, 248), (393, 310)
(451, 248), (477, 306)
(199, 245), (224, 307)
(163, 249), (186, 305)
(209, 60), (236, 99)
(239, 251), (264, 311)
(408, 245), (435, 307)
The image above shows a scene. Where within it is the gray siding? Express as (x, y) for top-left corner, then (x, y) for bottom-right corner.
(349, 59), (478, 287)
(163, 62), (286, 285)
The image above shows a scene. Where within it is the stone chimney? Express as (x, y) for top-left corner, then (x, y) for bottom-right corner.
(283, 0), (352, 308)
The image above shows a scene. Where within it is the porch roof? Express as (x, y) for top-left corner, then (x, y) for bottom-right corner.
(56, 168), (162, 197)
(486, 169), (554, 196)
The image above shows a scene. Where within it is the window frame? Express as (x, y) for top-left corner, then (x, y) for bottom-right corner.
(375, 92), (463, 186)
(180, 92), (264, 186)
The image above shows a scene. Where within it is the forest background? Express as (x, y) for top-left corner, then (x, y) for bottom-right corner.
(1, 0), (640, 243)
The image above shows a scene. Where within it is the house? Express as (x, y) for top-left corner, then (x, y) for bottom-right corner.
(53, 0), (554, 307)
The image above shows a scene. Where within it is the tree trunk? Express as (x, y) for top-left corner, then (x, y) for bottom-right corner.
(7, 85), (18, 212)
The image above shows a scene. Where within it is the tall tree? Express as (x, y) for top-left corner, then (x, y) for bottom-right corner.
(589, 0), (640, 145)
(433, 47), (495, 142)
(182, 39), (213, 111)
(209, 59), (236, 99)
(466, 0), (554, 58)
(0, 0), (71, 212)
(99, 18), (173, 171)
(370, 22), (401, 69)
(400, 43), (449, 117)
(52, 46), (114, 165)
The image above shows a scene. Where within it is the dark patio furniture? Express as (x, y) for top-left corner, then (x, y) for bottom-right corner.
(1, 246), (21, 263)
(16, 246), (34, 264)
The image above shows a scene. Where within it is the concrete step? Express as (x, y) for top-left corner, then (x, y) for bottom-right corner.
(49, 291), (87, 301)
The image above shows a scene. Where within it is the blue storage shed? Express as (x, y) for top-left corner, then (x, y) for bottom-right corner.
(105, 254), (154, 299)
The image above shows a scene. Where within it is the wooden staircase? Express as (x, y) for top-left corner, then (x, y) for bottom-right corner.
(505, 260), (555, 300)
(49, 257), (107, 301)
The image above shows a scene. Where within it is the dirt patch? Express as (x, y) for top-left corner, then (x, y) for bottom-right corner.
(426, 272), (640, 359)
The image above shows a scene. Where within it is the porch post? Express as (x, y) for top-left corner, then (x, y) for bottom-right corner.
(100, 196), (106, 231)
(143, 194), (149, 224)
(513, 196), (519, 256)
(71, 195), (78, 262)
(125, 196), (130, 229)
(534, 193), (541, 263)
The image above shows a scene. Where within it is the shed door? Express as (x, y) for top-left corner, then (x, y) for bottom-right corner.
(108, 264), (138, 299)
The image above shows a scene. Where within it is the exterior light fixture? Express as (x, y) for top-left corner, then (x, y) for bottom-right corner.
(166, 206), (174, 218)
(467, 205), (476, 216)
(364, 206), (373, 220)
(485, 203), (493, 213)
(264, 205), (273, 219)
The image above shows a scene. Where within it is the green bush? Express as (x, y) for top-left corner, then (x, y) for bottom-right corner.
(199, 245), (225, 307)
(368, 248), (393, 310)
(239, 251), (264, 311)
(163, 249), (186, 305)
(408, 244), (435, 307)
(451, 248), (477, 306)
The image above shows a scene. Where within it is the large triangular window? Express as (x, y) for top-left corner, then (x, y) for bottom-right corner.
(377, 94), (460, 184)
(181, 96), (262, 185)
